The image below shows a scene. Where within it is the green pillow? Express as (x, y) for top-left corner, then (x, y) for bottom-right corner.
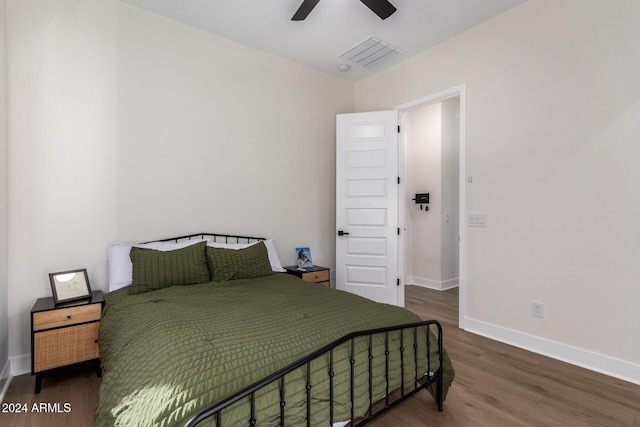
(129, 241), (211, 294)
(206, 241), (273, 281)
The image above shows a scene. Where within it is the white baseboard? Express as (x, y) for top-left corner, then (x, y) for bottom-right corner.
(8, 323), (637, 397)
(407, 276), (459, 291)
(465, 317), (640, 386)
(0, 358), (12, 404)
(10, 354), (30, 377)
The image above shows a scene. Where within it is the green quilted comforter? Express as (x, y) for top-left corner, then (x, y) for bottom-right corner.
(95, 273), (454, 426)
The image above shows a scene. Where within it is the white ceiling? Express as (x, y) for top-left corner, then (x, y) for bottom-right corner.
(121, 0), (526, 82)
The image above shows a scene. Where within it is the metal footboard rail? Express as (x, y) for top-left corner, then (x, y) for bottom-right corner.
(185, 320), (444, 427)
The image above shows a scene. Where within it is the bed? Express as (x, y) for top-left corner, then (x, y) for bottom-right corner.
(95, 233), (454, 426)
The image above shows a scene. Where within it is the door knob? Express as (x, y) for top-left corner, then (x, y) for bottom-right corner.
(337, 230), (350, 236)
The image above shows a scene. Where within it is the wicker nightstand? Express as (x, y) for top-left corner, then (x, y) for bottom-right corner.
(284, 265), (330, 287)
(31, 290), (103, 393)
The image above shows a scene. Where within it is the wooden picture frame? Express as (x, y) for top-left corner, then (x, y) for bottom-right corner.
(49, 268), (92, 304)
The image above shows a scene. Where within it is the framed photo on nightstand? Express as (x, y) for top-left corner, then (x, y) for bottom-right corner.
(296, 247), (313, 269)
(49, 268), (92, 304)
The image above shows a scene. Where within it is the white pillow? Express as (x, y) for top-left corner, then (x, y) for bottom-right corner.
(206, 239), (285, 273)
(108, 239), (204, 291)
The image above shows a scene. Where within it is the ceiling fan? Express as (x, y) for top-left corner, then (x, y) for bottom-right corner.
(292, 0), (397, 21)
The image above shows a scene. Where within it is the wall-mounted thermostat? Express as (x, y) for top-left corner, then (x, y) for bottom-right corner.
(413, 193), (429, 204)
(412, 193), (430, 211)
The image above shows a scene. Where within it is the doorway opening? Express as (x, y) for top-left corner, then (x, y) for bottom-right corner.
(396, 84), (467, 328)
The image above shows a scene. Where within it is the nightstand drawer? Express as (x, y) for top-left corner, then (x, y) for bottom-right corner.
(301, 270), (329, 283)
(33, 304), (101, 331)
(33, 322), (100, 372)
(285, 265), (331, 287)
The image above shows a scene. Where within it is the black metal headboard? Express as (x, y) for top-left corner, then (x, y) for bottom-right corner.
(145, 232), (266, 244)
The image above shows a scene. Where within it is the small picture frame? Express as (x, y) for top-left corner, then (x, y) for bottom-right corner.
(296, 247), (313, 269)
(49, 268), (92, 305)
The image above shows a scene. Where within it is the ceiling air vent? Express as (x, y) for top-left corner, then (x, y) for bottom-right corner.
(339, 36), (402, 68)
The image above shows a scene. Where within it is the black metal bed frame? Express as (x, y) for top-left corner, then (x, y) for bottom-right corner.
(185, 321), (444, 427)
(149, 232), (267, 244)
(141, 233), (445, 426)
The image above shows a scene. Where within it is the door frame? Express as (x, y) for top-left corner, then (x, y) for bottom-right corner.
(395, 83), (467, 329)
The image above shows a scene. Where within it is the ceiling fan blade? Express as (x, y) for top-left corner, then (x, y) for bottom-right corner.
(292, 0), (321, 21)
(360, 0), (397, 20)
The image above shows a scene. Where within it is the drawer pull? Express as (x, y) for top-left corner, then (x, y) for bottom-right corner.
(67, 315), (71, 319)
(94, 339), (99, 344)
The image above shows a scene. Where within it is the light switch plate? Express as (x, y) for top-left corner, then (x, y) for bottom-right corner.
(468, 214), (488, 227)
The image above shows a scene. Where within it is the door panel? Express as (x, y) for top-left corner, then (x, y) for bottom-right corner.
(346, 208), (387, 226)
(346, 179), (387, 197)
(336, 111), (399, 305)
(346, 150), (387, 168)
(346, 265), (387, 286)
(347, 237), (387, 256)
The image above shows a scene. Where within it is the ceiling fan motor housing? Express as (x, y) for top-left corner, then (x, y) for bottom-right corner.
(292, 0), (397, 21)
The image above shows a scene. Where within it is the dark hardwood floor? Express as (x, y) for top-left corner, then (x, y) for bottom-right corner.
(2, 285), (639, 426)
(371, 287), (640, 427)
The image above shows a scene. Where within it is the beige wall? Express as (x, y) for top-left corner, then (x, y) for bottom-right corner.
(440, 97), (460, 283)
(0, 0), (9, 390)
(6, 0), (353, 362)
(404, 102), (442, 282)
(404, 98), (459, 289)
(357, 0), (640, 380)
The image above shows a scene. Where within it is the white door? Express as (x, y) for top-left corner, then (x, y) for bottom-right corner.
(336, 111), (399, 305)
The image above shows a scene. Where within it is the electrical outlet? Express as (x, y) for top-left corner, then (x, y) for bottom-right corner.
(532, 302), (544, 318)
